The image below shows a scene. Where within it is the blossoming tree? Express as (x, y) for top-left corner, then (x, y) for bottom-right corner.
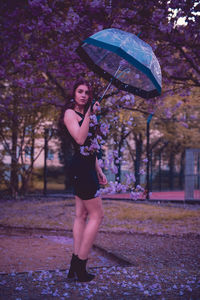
(0, 0), (199, 196)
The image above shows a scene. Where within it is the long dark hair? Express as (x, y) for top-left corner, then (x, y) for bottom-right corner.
(58, 79), (93, 136)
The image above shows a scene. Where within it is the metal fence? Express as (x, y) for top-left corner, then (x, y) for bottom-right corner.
(35, 129), (200, 201)
(185, 149), (200, 201)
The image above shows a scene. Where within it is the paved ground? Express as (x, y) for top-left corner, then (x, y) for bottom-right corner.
(0, 232), (117, 274)
(0, 193), (200, 299)
(0, 228), (200, 299)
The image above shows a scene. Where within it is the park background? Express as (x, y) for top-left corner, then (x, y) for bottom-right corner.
(0, 0), (200, 201)
(0, 1), (200, 299)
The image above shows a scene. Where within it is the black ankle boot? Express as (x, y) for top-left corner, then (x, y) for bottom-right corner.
(74, 256), (95, 282)
(67, 253), (77, 280)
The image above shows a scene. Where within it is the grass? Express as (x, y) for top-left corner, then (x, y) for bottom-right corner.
(112, 203), (200, 222)
(0, 198), (200, 235)
(30, 181), (65, 191)
(102, 200), (200, 235)
(0, 198), (75, 229)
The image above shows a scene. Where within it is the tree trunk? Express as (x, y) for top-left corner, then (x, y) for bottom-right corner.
(29, 127), (35, 189)
(115, 128), (124, 183)
(20, 173), (30, 195)
(20, 127), (35, 194)
(115, 144), (122, 182)
(10, 101), (19, 197)
(62, 137), (74, 191)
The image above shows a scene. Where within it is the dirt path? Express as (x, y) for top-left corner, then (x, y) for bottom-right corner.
(0, 229), (200, 299)
(95, 231), (200, 272)
(0, 231), (117, 274)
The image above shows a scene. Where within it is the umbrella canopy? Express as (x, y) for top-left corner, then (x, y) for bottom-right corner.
(76, 28), (162, 99)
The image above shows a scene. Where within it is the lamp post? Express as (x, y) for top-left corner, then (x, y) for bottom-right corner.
(146, 113), (153, 201)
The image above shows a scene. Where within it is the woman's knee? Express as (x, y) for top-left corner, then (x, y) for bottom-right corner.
(75, 196), (88, 220)
(90, 209), (104, 222)
(75, 210), (88, 221)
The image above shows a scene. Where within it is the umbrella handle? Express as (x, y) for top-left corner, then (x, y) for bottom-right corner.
(98, 65), (130, 104)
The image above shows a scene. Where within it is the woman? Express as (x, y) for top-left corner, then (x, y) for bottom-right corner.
(62, 80), (107, 282)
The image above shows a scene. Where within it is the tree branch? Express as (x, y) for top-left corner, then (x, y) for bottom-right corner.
(178, 46), (200, 75)
(46, 70), (68, 99)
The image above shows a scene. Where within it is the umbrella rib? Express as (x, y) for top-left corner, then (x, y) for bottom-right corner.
(96, 51), (110, 65)
(99, 64), (121, 103)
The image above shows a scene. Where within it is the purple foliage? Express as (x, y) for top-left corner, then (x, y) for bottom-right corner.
(0, 0), (199, 195)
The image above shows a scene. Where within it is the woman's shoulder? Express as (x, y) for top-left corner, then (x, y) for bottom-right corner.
(64, 108), (75, 115)
(64, 109), (76, 119)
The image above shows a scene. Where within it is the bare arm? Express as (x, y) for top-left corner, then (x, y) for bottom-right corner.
(95, 157), (103, 174)
(64, 107), (91, 145)
(95, 157), (108, 185)
(64, 102), (100, 146)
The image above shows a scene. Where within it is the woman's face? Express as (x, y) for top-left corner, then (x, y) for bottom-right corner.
(74, 84), (89, 106)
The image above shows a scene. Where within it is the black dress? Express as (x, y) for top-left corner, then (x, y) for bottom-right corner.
(68, 111), (100, 200)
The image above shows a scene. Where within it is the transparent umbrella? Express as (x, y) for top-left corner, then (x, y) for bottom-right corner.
(76, 28), (162, 100)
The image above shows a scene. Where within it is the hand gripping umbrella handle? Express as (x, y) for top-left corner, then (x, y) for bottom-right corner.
(97, 64), (131, 104)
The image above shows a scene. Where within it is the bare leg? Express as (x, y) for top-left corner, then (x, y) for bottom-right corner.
(78, 197), (104, 260)
(73, 196), (88, 255)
